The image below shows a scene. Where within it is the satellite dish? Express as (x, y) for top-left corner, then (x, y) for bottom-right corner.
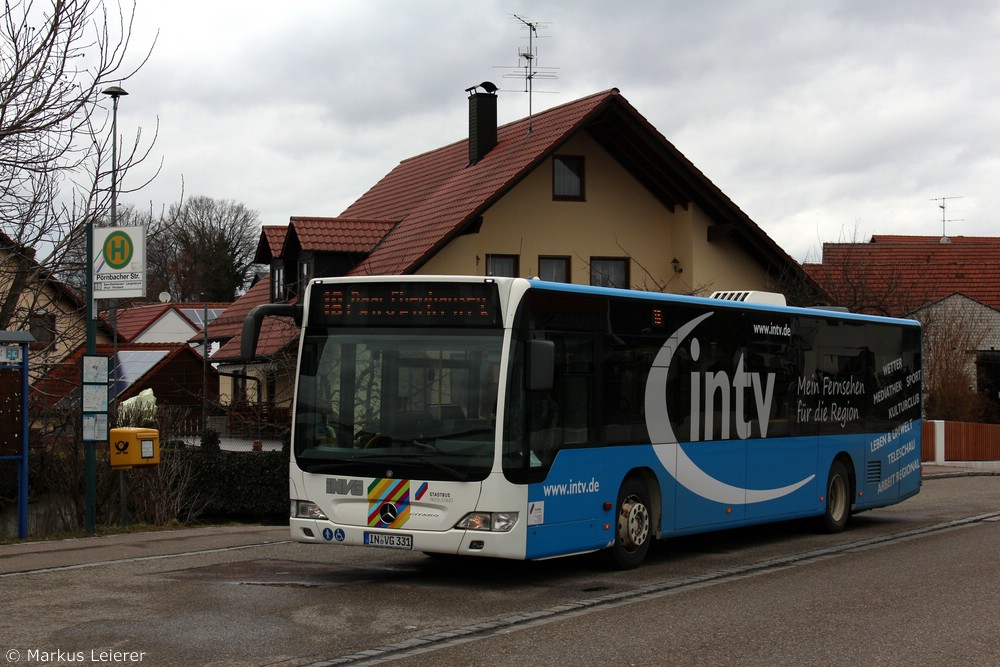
(158, 292), (171, 303)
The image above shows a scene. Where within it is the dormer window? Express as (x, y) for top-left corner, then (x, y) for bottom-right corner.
(553, 155), (585, 200)
(299, 258), (313, 289)
(272, 264), (285, 302)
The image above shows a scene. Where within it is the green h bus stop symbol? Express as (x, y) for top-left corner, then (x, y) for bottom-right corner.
(102, 230), (133, 269)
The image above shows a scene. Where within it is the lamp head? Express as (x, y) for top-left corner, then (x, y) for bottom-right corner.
(101, 86), (129, 99)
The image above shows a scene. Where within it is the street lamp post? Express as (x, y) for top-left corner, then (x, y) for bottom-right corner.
(103, 86), (128, 228)
(202, 296), (209, 436)
(83, 86), (128, 533)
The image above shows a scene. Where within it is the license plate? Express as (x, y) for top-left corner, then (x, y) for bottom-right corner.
(363, 532), (413, 550)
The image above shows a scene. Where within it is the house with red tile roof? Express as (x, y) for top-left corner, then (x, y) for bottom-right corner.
(32, 342), (219, 420)
(0, 229), (114, 382)
(254, 218), (396, 302)
(803, 235), (1000, 316)
(106, 302), (228, 346)
(804, 234), (1000, 420)
(210, 87), (819, 415)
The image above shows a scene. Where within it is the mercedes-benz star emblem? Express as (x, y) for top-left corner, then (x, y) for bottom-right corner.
(379, 502), (398, 524)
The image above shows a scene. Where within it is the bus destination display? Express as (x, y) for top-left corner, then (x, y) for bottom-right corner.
(313, 282), (502, 327)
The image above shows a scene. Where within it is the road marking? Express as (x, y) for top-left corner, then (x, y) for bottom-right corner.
(0, 540), (294, 578)
(310, 511), (1000, 666)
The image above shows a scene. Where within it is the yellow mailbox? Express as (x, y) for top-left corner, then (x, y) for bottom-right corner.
(110, 427), (160, 470)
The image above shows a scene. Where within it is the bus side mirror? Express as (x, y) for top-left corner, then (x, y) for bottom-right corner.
(241, 303), (302, 361)
(527, 339), (555, 392)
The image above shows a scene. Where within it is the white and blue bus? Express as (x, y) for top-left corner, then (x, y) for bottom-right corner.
(242, 276), (922, 569)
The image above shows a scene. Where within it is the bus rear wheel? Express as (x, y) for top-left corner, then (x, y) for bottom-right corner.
(611, 477), (652, 569)
(821, 460), (851, 533)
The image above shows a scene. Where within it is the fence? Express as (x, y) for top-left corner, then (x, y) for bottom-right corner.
(175, 404), (290, 452)
(922, 420), (1000, 463)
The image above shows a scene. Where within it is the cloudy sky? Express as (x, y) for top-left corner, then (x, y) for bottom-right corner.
(115, 0), (999, 262)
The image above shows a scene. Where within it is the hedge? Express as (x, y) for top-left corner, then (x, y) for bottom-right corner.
(187, 448), (289, 522)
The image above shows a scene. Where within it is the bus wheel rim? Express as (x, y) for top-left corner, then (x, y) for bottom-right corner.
(619, 495), (649, 552)
(830, 474), (847, 522)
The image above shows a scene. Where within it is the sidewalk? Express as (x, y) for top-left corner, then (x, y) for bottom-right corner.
(921, 461), (1000, 478)
(0, 524), (290, 575)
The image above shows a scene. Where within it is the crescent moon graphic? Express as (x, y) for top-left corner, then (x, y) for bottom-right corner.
(644, 311), (814, 505)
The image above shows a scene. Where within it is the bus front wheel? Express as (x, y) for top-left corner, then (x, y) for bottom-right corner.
(611, 477), (652, 569)
(821, 460), (852, 533)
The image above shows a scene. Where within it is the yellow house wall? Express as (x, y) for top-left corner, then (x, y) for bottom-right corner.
(0, 249), (109, 383)
(420, 133), (771, 294)
(688, 206), (771, 295)
(217, 362), (294, 409)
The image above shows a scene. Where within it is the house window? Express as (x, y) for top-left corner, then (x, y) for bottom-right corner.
(266, 373), (277, 407)
(538, 256), (570, 283)
(299, 258), (313, 290)
(272, 264), (285, 302)
(28, 311), (56, 351)
(232, 374), (247, 403)
(553, 155), (585, 200)
(486, 254), (519, 278)
(590, 257), (629, 289)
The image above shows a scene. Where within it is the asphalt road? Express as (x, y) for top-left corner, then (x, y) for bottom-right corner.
(1, 472), (998, 667)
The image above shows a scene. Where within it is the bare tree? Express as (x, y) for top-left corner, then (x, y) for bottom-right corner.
(913, 300), (1000, 423)
(147, 196), (261, 302)
(0, 0), (155, 333)
(797, 224), (935, 317)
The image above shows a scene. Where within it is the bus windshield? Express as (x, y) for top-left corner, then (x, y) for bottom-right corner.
(293, 329), (504, 481)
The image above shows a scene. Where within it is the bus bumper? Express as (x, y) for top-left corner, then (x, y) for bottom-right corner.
(289, 517), (527, 560)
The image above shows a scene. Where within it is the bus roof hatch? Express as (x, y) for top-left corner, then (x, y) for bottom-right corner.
(709, 290), (787, 306)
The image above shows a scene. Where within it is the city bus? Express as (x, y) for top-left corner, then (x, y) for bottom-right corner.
(242, 276), (922, 569)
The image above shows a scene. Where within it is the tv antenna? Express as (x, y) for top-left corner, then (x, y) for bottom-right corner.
(498, 14), (558, 133)
(929, 196), (963, 242)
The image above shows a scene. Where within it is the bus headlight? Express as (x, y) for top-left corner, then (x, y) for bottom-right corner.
(293, 500), (329, 520)
(456, 511), (518, 532)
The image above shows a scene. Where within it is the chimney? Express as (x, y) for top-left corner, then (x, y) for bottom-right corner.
(467, 82), (498, 165)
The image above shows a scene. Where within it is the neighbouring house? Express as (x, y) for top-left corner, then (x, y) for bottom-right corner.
(31, 342), (220, 439)
(0, 230), (113, 381)
(202, 276), (297, 438)
(107, 300), (228, 353)
(804, 234), (1000, 420)
(208, 86), (820, 424)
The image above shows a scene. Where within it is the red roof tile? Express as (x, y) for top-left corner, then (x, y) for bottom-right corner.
(804, 235), (1000, 315)
(202, 277), (273, 341)
(207, 276), (299, 361)
(107, 302), (229, 342)
(253, 226), (289, 263)
(106, 304), (172, 342)
(288, 217), (395, 254)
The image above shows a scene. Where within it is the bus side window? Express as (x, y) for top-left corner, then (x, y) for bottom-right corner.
(528, 389), (560, 465)
(549, 333), (594, 446)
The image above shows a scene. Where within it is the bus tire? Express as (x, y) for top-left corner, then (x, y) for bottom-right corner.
(820, 460), (851, 533)
(611, 477), (652, 569)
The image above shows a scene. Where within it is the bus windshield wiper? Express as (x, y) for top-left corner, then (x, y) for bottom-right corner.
(429, 427), (493, 441)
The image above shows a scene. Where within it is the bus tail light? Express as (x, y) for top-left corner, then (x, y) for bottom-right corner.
(456, 512), (518, 532)
(293, 500), (329, 520)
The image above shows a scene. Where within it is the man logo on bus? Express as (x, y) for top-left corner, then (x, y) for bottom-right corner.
(644, 312), (813, 505)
